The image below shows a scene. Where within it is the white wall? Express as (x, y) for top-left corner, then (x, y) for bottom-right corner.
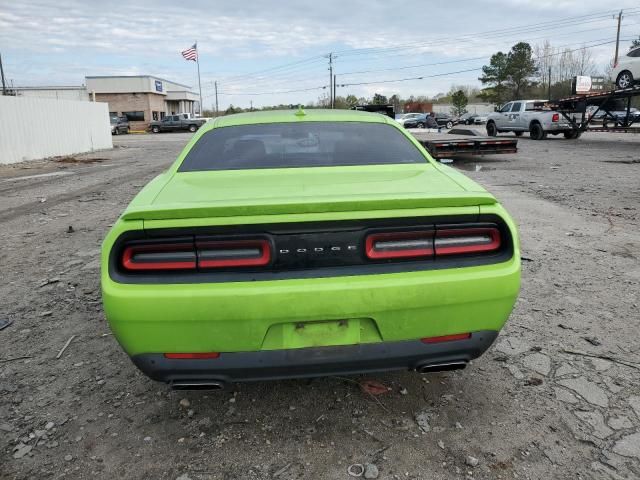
(432, 103), (496, 115)
(0, 96), (112, 165)
(15, 87), (90, 102)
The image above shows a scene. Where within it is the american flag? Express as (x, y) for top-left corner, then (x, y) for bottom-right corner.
(181, 43), (197, 61)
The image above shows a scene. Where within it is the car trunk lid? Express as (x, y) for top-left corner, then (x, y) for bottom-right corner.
(122, 164), (495, 221)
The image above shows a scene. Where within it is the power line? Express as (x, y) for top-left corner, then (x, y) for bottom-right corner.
(337, 67), (484, 88)
(210, 84), (330, 97)
(335, 8), (640, 59)
(203, 8), (639, 92)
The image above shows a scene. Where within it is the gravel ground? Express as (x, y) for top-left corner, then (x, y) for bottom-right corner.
(1, 131), (639, 480)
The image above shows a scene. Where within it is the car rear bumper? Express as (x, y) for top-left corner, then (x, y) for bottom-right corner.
(546, 123), (571, 131)
(131, 330), (499, 388)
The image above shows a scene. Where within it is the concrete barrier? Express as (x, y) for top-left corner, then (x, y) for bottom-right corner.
(0, 96), (112, 165)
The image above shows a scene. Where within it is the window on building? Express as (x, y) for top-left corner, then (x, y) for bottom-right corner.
(123, 111), (145, 121)
(152, 111), (159, 121)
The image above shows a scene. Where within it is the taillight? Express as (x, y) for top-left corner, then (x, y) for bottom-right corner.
(365, 231), (434, 259)
(421, 333), (471, 344)
(122, 243), (196, 271)
(121, 238), (271, 271)
(552, 113), (559, 122)
(366, 226), (502, 260)
(434, 227), (501, 255)
(164, 352), (220, 359)
(197, 239), (271, 268)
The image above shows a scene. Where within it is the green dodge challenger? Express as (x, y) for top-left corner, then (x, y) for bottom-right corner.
(101, 109), (520, 390)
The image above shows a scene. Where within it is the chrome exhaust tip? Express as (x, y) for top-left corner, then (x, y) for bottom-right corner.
(416, 361), (467, 373)
(170, 380), (226, 391)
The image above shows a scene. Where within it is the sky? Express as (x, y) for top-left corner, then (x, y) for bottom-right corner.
(1, 0), (640, 109)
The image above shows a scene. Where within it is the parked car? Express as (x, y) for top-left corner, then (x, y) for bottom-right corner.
(433, 113), (457, 129)
(602, 108), (640, 127)
(401, 113), (429, 128)
(474, 114), (488, 125)
(458, 113), (479, 125)
(101, 108), (521, 388)
(110, 116), (129, 135)
(486, 100), (577, 140)
(396, 112), (424, 126)
(612, 46), (640, 89)
(148, 114), (207, 133)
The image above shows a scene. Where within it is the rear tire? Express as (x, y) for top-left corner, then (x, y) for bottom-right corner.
(188, 124), (197, 132)
(416, 122), (425, 129)
(486, 122), (497, 137)
(151, 126), (160, 133)
(530, 123), (546, 140)
(563, 130), (580, 139)
(616, 71), (633, 89)
(446, 121), (453, 129)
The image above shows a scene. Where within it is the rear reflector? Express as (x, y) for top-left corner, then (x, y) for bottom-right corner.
(197, 239), (271, 268)
(365, 231), (434, 259)
(434, 227), (501, 256)
(164, 352), (220, 359)
(552, 113), (560, 122)
(122, 243), (196, 271)
(421, 333), (471, 344)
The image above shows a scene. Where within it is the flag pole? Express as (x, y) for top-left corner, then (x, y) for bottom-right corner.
(196, 41), (203, 115)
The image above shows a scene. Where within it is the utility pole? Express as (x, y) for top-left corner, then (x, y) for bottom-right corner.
(0, 53), (7, 96)
(250, 100), (253, 111)
(614, 10), (623, 66)
(328, 53), (333, 109)
(548, 66), (552, 100)
(333, 74), (337, 108)
(214, 81), (219, 115)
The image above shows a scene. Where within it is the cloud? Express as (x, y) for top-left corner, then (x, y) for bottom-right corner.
(1, 0), (638, 107)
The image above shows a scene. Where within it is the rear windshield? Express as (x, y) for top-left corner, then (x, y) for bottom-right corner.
(178, 121), (426, 172)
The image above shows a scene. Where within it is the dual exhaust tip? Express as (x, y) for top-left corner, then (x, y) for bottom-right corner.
(168, 362), (467, 390)
(415, 361), (467, 373)
(170, 380), (226, 391)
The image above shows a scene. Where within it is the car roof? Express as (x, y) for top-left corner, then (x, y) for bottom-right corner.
(210, 108), (392, 129)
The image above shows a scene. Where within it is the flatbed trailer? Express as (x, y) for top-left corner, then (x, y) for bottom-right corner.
(548, 85), (640, 133)
(409, 130), (518, 159)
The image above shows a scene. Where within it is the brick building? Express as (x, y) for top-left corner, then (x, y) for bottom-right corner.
(85, 76), (199, 130)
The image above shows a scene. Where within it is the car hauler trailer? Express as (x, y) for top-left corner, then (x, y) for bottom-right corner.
(549, 84), (640, 135)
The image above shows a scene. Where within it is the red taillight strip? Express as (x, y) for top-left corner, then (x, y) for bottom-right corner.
(434, 227), (501, 256)
(365, 231), (434, 259)
(122, 244), (197, 271)
(421, 333), (471, 344)
(197, 239), (271, 268)
(164, 352), (220, 359)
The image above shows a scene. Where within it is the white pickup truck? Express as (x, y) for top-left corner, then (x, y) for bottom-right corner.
(486, 100), (579, 140)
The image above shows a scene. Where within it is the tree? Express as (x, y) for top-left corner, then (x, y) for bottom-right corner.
(450, 90), (468, 117)
(479, 43), (538, 102)
(389, 94), (402, 112)
(345, 94), (359, 107)
(533, 41), (597, 98)
(224, 104), (243, 115)
(631, 36), (640, 50)
(479, 51), (510, 104)
(506, 42), (538, 98)
(372, 93), (388, 105)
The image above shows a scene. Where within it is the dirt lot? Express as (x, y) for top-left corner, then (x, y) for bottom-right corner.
(1, 131), (639, 480)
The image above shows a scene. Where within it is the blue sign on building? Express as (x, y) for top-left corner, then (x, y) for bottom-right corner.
(155, 80), (163, 92)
